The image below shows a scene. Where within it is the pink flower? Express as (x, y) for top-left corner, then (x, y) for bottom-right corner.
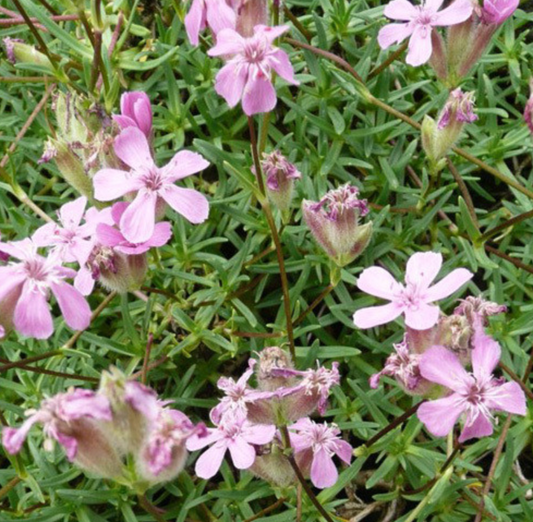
(2, 389), (113, 461)
(113, 92), (153, 138)
(437, 89), (478, 130)
(185, 0), (237, 46)
(96, 202), (172, 255)
(207, 25), (299, 116)
(289, 418), (352, 489)
(32, 196), (107, 267)
(93, 127), (210, 243)
(139, 408), (204, 480)
(378, 0), (474, 66)
(481, 0), (519, 24)
(417, 328), (527, 442)
(0, 239), (91, 339)
(186, 415), (276, 479)
(353, 252), (473, 331)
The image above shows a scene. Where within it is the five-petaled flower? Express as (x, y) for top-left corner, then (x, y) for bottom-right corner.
(93, 127), (210, 244)
(353, 251), (473, 331)
(378, 0), (474, 66)
(417, 328), (527, 442)
(208, 25), (299, 116)
(289, 418), (352, 489)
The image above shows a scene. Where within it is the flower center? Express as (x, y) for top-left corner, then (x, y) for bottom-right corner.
(24, 258), (51, 283)
(142, 167), (164, 192)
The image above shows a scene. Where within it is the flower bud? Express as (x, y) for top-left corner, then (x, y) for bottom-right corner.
(261, 151), (301, 215)
(422, 90), (477, 167)
(481, 0), (519, 25)
(302, 184), (372, 268)
(236, 0), (269, 37)
(3, 38), (54, 71)
(113, 92), (153, 139)
(434, 315), (473, 365)
(256, 346), (296, 391)
(454, 296), (507, 327)
(250, 444), (296, 487)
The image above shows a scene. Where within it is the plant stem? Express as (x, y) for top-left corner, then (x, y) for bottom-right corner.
(447, 158), (478, 227)
(479, 209), (533, 243)
(0, 358), (98, 382)
(283, 7), (312, 42)
(138, 495), (167, 522)
(248, 116), (295, 360)
(294, 284), (334, 326)
(243, 497), (287, 522)
(141, 334), (154, 384)
(474, 415), (513, 522)
(368, 42), (408, 80)
(0, 476), (21, 499)
(365, 402), (424, 448)
(0, 350), (62, 372)
(279, 425), (335, 522)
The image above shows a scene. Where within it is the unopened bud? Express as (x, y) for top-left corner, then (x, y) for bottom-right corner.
(256, 346), (295, 391)
(3, 38), (54, 71)
(481, 0), (519, 25)
(303, 184), (372, 268)
(250, 445), (296, 487)
(261, 151), (301, 216)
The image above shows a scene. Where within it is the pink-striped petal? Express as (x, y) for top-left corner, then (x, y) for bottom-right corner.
(418, 394), (465, 437)
(405, 252), (442, 289)
(270, 49), (299, 85)
(208, 28), (245, 56)
(357, 266), (402, 299)
(459, 410), (493, 442)
(228, 437), (256, 469)
(242, 73), (277, 116)
(310, 447), (338, 488)
(485, 382), (527, 416)
(213, 64), (248, 109)
(51, 282), (91, 331)
(162, 150), (210, 182)
(377, 23), (414, 50)
(425, 268), (473, 302)
(120, 190), (158, 243)
(185, 0), (206, 46)
(403, 302), (440, 330)
(160, 185), (209, 224)
(59, 196), (87, 227)
(405, 25), (434, 66)
(434, 0), (473, 25)
(419, 346), (470, 391)
(353, 303), (403, 329)
(114, 127), (154, 170)
(14, 287), (53, 339)
(471, 330), (501, 379)
(93, 169), (139, 202)
(383, 0), (418, 20)
(195, 440), (227, 479)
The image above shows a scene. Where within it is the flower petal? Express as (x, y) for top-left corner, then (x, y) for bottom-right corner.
(228, 437), (256, 469)
(162, 150), (210, 182)
(160, 185), (209, 224)
(417, 394), (465, 437)
(434, 0), (473, 25)
(270, 49), (299, 85)
(14, 287), (53, 339)
(93, 169), (139, 202)
(471, 329), (501, 379)
(242, 73), (277, 116)
(405, 252), (442, 289)
(59, 196), (87, 228)
(242, 423), (276, 445)
(205, 0), (236, 35)
(377, 23), (414, 50)
(207, 28), (244, 56)
(485, 382), (527, 416)
(419, 346), (470, 391)
(425, 268), (473, 302)
(185, 0), (206, 46)
(74, 268), (95, 296)
(357, 266), (402, 299)
(96, 223), (124, 248)
(405, 25), (434, 67)
(459, 410), (493, 442)
(353, 302), (403, 329)
(2, 414), (40, 454)
(403, 302), (440, 330)
(114, 127), (154, 170)
(120, 190), (158, 243)
(213, 64), (248, 108)
(195, 440), (227, 479)
(333, 439), (353, 465)
(383, 0), (418, 20)
(310, 447), (338, 489)
(51, 282), (91, 331)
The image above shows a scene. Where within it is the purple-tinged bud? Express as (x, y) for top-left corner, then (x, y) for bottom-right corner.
(525, 81), (533, 135)
(423, 89), (477, 167)
(302, 184), (373, 268)
(256, 346), (296, 391)
(429, 30), (447, 81)
(434, 315), (473, 365)
(3, 38), (54, 71)
(481, 0), (519, 25)
(370, 337), (433, 396)
(261, 151), (301, 215)
(236, 0), (269, 37)
(2, 388), (124, 479)
(113, 92), (153, 139)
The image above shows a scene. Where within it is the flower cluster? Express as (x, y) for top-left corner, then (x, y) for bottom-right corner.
(353, 251), (527, 441)
(0, 92), (209, 339)
(186, 347), (351, 488)
(2, 368), (205, 488)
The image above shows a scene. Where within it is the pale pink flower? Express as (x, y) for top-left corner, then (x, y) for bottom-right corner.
(185, 0), (237, 46)
(289, 418), (352, 489)
(0, 239), (91, 339)
(93, 127), (210, 244)
(353, 252), (473, 331)
(113, 92), (153, 138)
(417, 328), (526, 442)
(96, 202), (172, 255)
(481, 0), (519, 24)
(207, 25), (299, 116)
(186, 415), (276, 479)
(378, 0), (474, 66)
(139, 408), (204, 480)
(1, 389), (124, 478)
(32, 196), (108, 267)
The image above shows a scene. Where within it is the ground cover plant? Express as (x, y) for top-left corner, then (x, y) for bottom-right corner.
(0, 0), (533, 521)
